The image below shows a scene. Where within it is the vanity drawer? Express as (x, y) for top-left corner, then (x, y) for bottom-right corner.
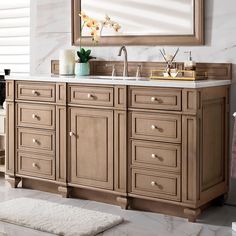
(17, 152), (55, 180)
(132, 169), (181, 201)
(17, 128), (55, 155)
(132, 112), (181, 143)
(68, 85), (114, 107)
(129, 87), (181, 111)
(17, 103), (55, 130)
(132, 140), (181, 172)
(16, 82), (56, 102)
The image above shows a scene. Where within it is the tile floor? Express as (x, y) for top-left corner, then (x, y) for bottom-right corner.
(0, 177), (235, 236)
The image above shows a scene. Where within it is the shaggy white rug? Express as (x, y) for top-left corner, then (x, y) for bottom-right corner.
(0, 198), (123, 236)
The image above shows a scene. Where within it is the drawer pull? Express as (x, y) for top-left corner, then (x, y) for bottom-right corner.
(151, 181), (156, 187)
(151, 97), (161, 103)
(151, 125), (157, 130)
(69, 131), (74, 137)
(32, 162), (38, 168)
(87, 93), (94, 99)
(151, 181), (162, 189)
(151, 154), (163, 161)
(32, 114), (38, 119)
(32, 90), (38, 96)
(151, 97), (156, 102)
(151, 154), (157, 159)
(151, 125), (163, 132)
(151, 97), (161, 102)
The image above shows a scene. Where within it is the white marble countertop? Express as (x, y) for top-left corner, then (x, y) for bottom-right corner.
(5, 75), (231, 89)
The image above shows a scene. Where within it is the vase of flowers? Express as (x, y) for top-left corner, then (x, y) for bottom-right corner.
(75, 11), (121, 76)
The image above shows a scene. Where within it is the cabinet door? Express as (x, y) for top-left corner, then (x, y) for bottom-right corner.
(69, 108), (114, 190)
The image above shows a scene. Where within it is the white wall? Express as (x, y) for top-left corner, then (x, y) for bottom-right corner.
(30, 0), (236, 204)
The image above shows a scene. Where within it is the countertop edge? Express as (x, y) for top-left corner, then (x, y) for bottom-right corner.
(5, 75), (232, 89)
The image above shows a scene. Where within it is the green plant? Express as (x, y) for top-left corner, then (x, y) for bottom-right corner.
(77, 48), (95, 63)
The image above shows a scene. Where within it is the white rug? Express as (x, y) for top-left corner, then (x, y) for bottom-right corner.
(0, 198), (123, 236)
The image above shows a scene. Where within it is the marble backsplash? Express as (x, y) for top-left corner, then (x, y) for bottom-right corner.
(30, 0), (236, 203)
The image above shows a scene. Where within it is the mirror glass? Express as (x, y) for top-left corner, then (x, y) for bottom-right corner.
(81, 0), (194, 37)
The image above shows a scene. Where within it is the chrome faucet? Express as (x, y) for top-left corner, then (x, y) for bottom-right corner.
(118, 46), (129, 77)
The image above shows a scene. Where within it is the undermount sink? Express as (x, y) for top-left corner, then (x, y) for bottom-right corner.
(87, 75), (148, 81)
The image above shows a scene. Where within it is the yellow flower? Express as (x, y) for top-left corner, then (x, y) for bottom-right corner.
(105, 15), (110, 21)
(101, 15), (121, 32)
(86, 19), (99, 29)
(91, 30), (99, 43)
(86, 20), (93, 28)
(92, 19), (99, 28)
(112, 23), (121, 32)
(90, 29), (96, 36)
(79, 11), (89, 22)
(102, 15), (111, 26)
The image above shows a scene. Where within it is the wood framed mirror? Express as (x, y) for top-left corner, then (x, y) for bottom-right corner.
(72, 0), (204, 46)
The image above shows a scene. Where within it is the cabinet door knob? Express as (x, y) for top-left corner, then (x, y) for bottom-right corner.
(69, 131), (74, 137)
(151, 181), (156, 187)
(151, 97), (156, 102)
(32, 162), (38, 168)
(87, 93), (94, 99)
(32, 90), (38, 95)
(32, 138), (37, 143)
(32, 114), (38, 119)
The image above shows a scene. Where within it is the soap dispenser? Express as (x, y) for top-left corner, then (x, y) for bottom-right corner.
(184, 51), (196, 71)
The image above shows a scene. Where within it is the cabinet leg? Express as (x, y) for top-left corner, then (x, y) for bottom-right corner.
(116, 196), (129, 210)
(5, 175), (21, 188)
(58, 186), (70, 198)
(184, 208), (201, 222)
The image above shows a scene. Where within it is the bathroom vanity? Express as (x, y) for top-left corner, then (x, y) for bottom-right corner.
(5, 62), (231, 222)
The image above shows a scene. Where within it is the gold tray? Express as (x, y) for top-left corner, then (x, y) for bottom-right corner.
(150, 70), (207, 81)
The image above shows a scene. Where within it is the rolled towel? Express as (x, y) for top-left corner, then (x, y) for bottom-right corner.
(231, 115), (236, 178)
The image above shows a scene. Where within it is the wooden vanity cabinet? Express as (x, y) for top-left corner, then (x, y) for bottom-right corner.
(5, 80), (230, 222)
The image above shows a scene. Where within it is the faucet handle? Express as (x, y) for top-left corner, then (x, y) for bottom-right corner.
(105, 64), (117, 77)
(136, 64), (142, 78)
